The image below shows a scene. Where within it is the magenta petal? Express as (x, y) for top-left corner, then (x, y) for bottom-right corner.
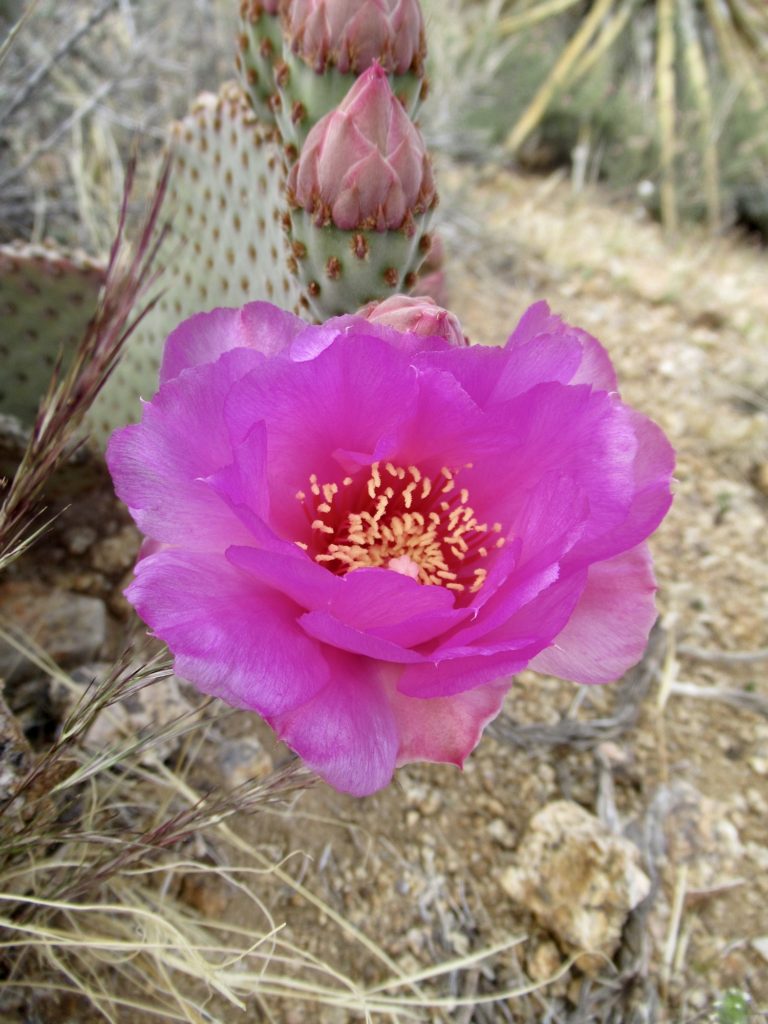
(127, 550), (329, 715)
(224, 334), (418, 534)
(206, 421), (270, 522)
(391, 677), (511, 768)
(328, 568), (467, 646)
(530, 544), (657, 683)
(506, 301), (618, 392)
(566, 409), (675, 567)
(107, 348), (262, 549)
(160, 303), (305, 385)
(270, 650), (398, 796)
(399, 569), (587, 698)
(300, 609), (426, 662)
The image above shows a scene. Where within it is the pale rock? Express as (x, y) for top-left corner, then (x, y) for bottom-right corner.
(0, 692), (31, 803)
(501, 800), (650, 970)
(526, 939), (562, 982)
(0, 582), (107, 681)
(217, 736), (273, 788)
(89, 525), (141, 575)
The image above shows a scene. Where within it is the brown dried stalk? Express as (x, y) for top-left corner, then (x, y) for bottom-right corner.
(0, 156), (170, 573)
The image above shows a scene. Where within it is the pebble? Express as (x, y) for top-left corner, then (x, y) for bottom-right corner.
(0, 582), (107, 681)
(216, 736), (273, 788)
(89, 525), (141, 575)
(487, 817), (516, 849)
(62, 525), (98, 555)
(526, 939), (562, 982)
(501, 801), (650, 972)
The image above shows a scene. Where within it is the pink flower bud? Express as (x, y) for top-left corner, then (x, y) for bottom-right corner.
(358, 294), (467, 346)
(288, 64), (435, 231)
(283, 0), (425, 75)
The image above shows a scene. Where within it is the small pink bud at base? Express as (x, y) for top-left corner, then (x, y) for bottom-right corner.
(287, 64), (436, 232)
(283, 0), (425, 75)
(358, 294), (467, 347)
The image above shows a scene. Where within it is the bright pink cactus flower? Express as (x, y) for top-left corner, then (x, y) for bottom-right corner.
(358, 294), (466, 347)
(283, 0), (425, 75)
(107, 300), (674, 796)
(288, 63), (435, 231)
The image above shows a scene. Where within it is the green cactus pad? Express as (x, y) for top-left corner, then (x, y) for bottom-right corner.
(274, 51), (426, 151)
(88, 83), (303, 444)
(287, 209), (432, 319)
(236, 1), (283, 124)
(0, 242), (106, 424)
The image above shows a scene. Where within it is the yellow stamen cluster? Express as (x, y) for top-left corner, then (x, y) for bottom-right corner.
(295, 462), (505, 595)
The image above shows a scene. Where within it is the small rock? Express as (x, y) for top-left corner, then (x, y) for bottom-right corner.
(217, 736), (273, 788)
(0, 582), (107, 681)
(749, 757), (768, 776)
(0, 692), (32, 803)
(179, 874), (229, 919)
(487, 817), (516, 849)
(89, 526), (141, 575)
(501, 801), (650, 971)
(527, 939), (562, 982)
(62, 525), (98, 556)
(662, 784), (743, 893)
(752, 462), (768, 497)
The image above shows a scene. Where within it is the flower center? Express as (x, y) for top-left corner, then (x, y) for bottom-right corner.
(294, 462), (504, 594)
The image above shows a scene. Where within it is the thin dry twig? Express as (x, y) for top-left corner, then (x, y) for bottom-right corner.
(0, 155), (170, 571)
(0, 0), (120, 124)
(490, 621), (666, 751)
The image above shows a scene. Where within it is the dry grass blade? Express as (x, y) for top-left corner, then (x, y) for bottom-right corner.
(569, 0), (636, 87)
(497, 0), (583, 36)
(0, 0), (120, 124)
(656, 0), (678, 231)
(0, 156), (170, 572)
(702, 0), (766, 106)
(678, 0), (720, 229)
(0, 0), (40, 72)
(490, 622), (666, 751)
(503, 0), (616, 154)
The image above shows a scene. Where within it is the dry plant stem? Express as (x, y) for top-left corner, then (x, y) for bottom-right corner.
(678, 0), (721, 229)
(677, 644), (768, 663)
(656, 0), (679, 231)
(0, 157), (170, 572)
(490, 621), (666, 751)
(0, 0), (120, 124)
(0, 79), (116, 192)
(503, 0), (615, 154)
(497, 0), (583, 36)
(0, 0), (41, 72)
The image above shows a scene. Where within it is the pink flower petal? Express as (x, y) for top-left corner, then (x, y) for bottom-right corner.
(107, 349), (262, 550)
(160, 303), (305, 385)
(391, 676), (511, 767)
(270, 649), (398, 796)
(127, 550), (329, 715)
(530, 544), (657, 683)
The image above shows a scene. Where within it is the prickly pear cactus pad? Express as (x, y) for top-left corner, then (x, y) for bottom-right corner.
(88, 83), (302, 444)
(287, 210), (430, 317)
(0, 242), (106, 424)
(236, 0), (282, 124)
